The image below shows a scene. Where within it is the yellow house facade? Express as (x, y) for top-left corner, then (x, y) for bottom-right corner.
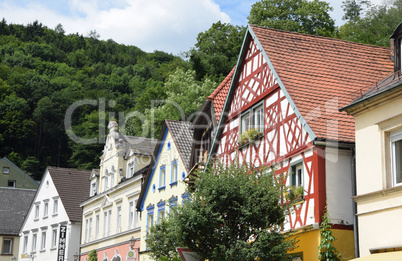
(342, 23), (402, 259)
(79, 121), (156, 261)
(137, 120), (193, 261)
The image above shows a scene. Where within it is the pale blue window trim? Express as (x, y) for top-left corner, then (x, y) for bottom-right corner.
(159, 165), (166, 191)
(157, 201), (166, 224)
(169, 197), (178, 213)
(170, 160), (178, 187)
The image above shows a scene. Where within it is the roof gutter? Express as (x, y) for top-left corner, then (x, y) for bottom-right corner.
(312, 139), (355, 149)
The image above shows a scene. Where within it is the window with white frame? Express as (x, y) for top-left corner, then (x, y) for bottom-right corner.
(110, 173), (114, 188)
(3, 167), (9, 174)
(2, 238), (12, 255)
(290, 163), (304, 188)
(40, 230), (46, 251)
(43, 200), (49, 218)
(51, 227), (57, 249)
(103, 210), (112, 236)
(240, 102), (264, 134)
(34, 203), (40, 220)
(23, 234), (28, 253)
(157, 201), (165, 224)
(116, 206), (122, 233)
(133, 200), (138, 228)
(95, 214), (100, 239)
(85, 218), (89, 243)
(90, 182), (97, 196)
(391, 130), (402, 186)
(104, 176), (109, 191)
(53, 198), (58, 215)
(129, 201), (134, 228)
(253, 105), (264, 131)
(103, 211), (108, 237)
(127, 159), (136, 178)
(241, 112), (251, 134)
(171, 160), (178, 185)
(159, 165), (166, 190)
(32, 232), (37, 253)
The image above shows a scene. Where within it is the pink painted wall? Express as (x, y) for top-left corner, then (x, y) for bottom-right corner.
(80, 241), (140, 261)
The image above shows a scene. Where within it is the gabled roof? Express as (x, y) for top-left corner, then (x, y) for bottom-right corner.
(165, 120), (194, 171)
(207, 67), (234, 122)
(249, 25), (394, 142)
(0, 157), (38, 186)
(123, 136), (158, 156)
(47, 167), (91, 222)
(0, 188), (36, 235)
(137, 120), (193, 211)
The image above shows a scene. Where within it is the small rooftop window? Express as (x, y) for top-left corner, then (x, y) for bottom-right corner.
(2, 167), (9, 174)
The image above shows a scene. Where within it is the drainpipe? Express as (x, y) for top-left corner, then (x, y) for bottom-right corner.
(351, 149), (359, 258)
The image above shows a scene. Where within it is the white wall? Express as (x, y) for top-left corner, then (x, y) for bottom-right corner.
(326, 148), (354, 226)
(18, 170), (78, 261)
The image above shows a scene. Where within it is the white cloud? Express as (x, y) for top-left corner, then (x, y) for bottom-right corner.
(0, 0), (231, 54)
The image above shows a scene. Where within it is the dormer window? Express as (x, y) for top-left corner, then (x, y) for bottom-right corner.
(391, 22), (402, 72)
(90, 182), (97, 196)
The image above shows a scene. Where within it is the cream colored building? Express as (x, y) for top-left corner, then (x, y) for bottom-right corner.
(342, 23), (402, 259)
(79, 121), (156, 261)
(137, 120), (193, 261)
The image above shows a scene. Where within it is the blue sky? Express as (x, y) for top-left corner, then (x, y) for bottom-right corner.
(0, 0), (385, 54)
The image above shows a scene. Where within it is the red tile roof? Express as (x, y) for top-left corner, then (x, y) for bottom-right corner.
(208, 67), (234, 122)
(250, 25), (394, 143)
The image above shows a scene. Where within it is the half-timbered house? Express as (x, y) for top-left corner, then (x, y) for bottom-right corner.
(209, 25), (394, 260)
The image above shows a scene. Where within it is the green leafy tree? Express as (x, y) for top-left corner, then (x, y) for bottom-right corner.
(341, 0), (370, 21)
(248, 0), (335, 37)
(146, 163), (295, 261)
(338, 0), (402, 46)
(188, 21), (245, 81)
(318, 208), (341, 261)
(138, 68), (216, 138)
(88, 250), (98, 261)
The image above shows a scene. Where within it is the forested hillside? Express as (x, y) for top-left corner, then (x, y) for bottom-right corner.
(0, 20), (192, 178)
(1, 0), (400, 180)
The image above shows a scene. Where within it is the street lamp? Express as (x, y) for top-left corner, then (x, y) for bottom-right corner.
(73, 252), (79, 261)
(129, 236), (136, 250)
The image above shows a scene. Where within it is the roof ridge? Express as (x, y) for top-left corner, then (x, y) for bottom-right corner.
(208, 67), (235, 100)
(47, 166), (91, 172)
(249, 24), (391, 51)
(123, 135), (157, 141)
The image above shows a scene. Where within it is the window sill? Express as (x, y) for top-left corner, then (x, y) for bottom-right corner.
(43, 216), (48, 219)
(33, 218), (39, 221)
(285, 198), (305, 206)
(52, 213), (58, 217)
(50, 247), (56, 251)
(158, 186), (166, 192)
(40, 249), (46, 253)
(237, 134), (263, 149)
(169, 181), (177, 187)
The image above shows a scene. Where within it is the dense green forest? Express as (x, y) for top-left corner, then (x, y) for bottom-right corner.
(1, 0), (401, 179)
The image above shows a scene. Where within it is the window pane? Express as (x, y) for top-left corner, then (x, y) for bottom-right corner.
(2, 239), (12, 254)
(394, 139), (402, 184)
(241, 114), (250, 133)
(253, 106), (264, 131)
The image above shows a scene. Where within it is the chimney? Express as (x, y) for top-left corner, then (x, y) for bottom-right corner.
(390, 38), (395, 62)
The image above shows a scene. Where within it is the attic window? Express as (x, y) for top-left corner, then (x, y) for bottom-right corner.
(3, 167), (9, 174)
(399, 38), (402, 71)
